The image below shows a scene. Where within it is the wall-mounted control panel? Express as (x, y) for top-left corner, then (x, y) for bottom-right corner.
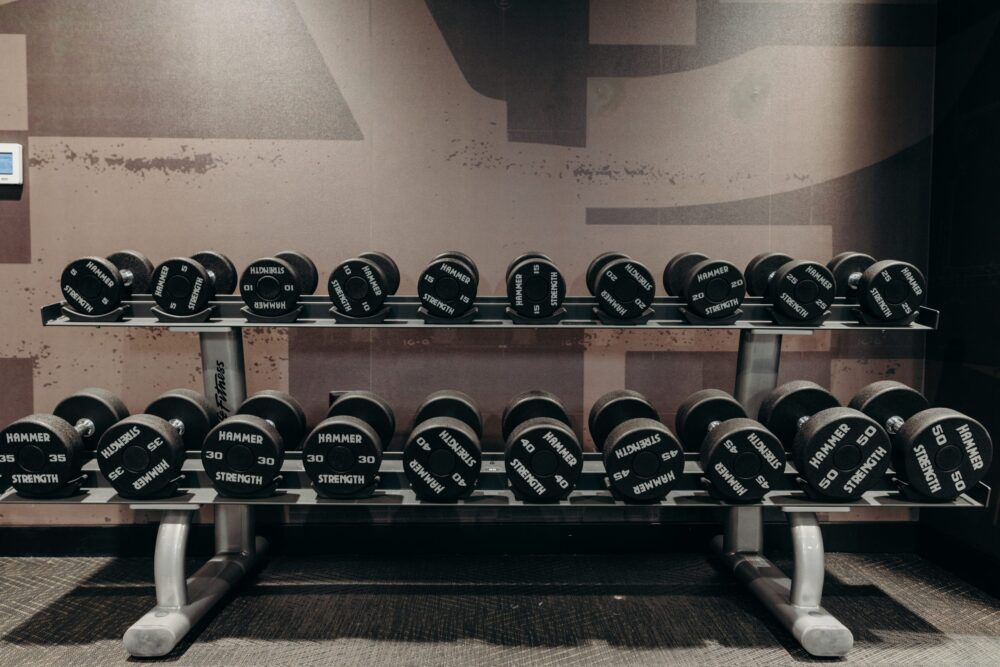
(0, 143), (24, 185)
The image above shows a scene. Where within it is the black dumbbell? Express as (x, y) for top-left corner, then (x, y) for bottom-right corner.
(588, 390), (684, 502)
(150, 251), (238, 317)
(675, 389), (786, 502)
(663, 252), (746, 321)
(0, 389), (128, 497)
(239, 251), (319, 317)
(505, 253), (566, 320)
(97, 389), (216, 498)
(328, 251), (400, 317)
(60, 250), (154, 316)
(828, 252), (927, 322)
(202, 390), (306, 497)
(745, 252), (836, 323)
(302, 391), (396, 497)
(586, 252), (656, 320)
(403, 390), (482, 500)
(758, 381), (891, 500)
(850, 381), (992, 500)
(417, 252), (479, 319)
(501, 390), (582, 501)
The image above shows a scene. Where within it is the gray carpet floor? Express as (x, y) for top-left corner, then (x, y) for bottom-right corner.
(0, 552), (997, 665)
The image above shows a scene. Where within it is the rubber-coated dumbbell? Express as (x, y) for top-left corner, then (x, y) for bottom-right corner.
(745, 252), (836, 323)
(586, 252), (656, 320)
(97, 389), (216, 498)
(328, 252), (400, 317)
(828, 252), (926, 323)
(0, 389), (128, 497)
(302, 390), (396, 497)
(417, 252), (479, 319)
(663, 252), (746, 321)
(588, 390), (684, 502)
(758, 381), (891, 500)
(501, 390), (582, 501)
(60, 250), (154, 316)
(150, 251), (238, 317)
(403, 390), (482, 500)
(240, 251), (319, 317)
(201, 390), (306, 497)
(850, 381), (992, 500)
(675, 389), (785, 502)
(505, 253), (566, 320)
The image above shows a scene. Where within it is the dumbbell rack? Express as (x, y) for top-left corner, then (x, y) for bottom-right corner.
(14, 295), (984, 658)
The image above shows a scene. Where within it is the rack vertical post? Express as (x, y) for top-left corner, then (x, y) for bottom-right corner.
(711, 330), (854, 657)
(123, 328), (265, 657)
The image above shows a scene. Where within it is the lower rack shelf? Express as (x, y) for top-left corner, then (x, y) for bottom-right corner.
(0, 452), (987, 509)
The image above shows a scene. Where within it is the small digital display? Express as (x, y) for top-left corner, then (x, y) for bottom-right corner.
(0, 153), (12, 175)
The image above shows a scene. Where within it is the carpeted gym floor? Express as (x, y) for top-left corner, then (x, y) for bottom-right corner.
(0, 552), (997, 665)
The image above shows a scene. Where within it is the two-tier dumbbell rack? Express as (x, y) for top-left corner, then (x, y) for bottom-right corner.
(8, 294), (985, 658)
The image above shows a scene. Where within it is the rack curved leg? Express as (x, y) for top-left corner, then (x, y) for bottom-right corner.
(123, 505), (266, 657)
(711, 510), (853, 657)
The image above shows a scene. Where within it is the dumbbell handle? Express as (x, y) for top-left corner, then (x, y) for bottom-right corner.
(846, 272), (862, 289)
(707, 420), (721, 432)
(72, 418), (96, 438)
(885, 415), (905, 435)
(168, 418), (186, 436)
(119, 269), (134, 287)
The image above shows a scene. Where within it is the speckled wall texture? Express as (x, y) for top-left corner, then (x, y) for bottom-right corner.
(0, 0), (962, 525)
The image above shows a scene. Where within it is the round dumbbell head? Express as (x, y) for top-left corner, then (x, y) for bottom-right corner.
(675, 389), (746, 452)
(858, 260), (927, 322)
(681, 258), (747, 320)
(96, 413), (186, 498)
(190, 251), (237, 295)
(768, 260), (836, 322)
(404, 416), (482, 500)
(501, 390), (570, 442)
(238, 390), (306, 449)
(303, 414), (384, 497)
(145, 388), (215, 449)
(328, 390), (395, 446)
(152, 253), (228, 316)
(744, 252), (793, 297)
(202, 414), (283, 496)
(53, 388), (129, 450)
(413, 390), (482, 438)
(602, 418), (684, 502)
(895, 407), (992, 500)
(586, 252), (627, 295)
(434, 251), (479, 283)
(109, 250), (155, 293)
(827, 252), (876, 297)
(60, 255), (136, 316)
(418, 253), (479, 318)
(505, 254), (566, 319)
(663, 252), (709, 296)
(758, 381), (840, 448)
(589, 389), (658, 450)
(240, 256), (303, 317)
(359, 251), (400, 295)
(588, 255), (656, 320)
(700, 418), (786, 503)
(329, 256), (394, 317)
(794, 407), (891, 500)
(505, 417), (583, 501)
(0, 414), (88, 496)
(506, 252), (551, 280)
(848, 381), (930, 432)
(274, 251), (319, 296)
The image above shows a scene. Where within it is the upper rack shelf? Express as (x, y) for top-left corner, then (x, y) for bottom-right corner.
(41, 295), (940, 331)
